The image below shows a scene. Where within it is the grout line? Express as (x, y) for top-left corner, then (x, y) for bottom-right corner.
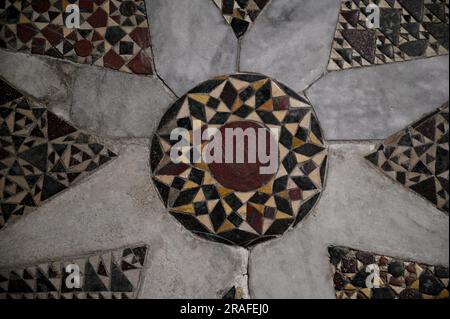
(245, 250), (252, 299)
(236, 38), (242, 72)
(327, 139), (382, 144)
(154, 72), (179, 98)
(302, 70), (328, 93)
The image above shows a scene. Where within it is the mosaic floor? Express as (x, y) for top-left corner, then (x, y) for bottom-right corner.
(0, 0), (153, 74)
(329, 246), (449, 299)
(151, 74), (327, 247)
(366, 103), (449, 214)
(0, 0), (448, 299)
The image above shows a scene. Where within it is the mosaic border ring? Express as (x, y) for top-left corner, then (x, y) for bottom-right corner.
(150, 73), (328, 247)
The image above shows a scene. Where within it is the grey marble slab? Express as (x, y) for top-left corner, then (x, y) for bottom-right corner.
(145, 0), (238, 96)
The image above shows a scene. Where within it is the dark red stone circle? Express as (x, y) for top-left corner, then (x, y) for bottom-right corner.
(74, 40), (93, 57)
(208, 121), (278, 192)
(32, 0), (51, 13)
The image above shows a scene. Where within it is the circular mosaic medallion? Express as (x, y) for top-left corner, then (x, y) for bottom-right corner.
(150, 73), (328, 247)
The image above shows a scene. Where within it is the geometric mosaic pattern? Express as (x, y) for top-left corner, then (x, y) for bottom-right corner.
(213, 0), (271, 38)
(0, 0), (153, 75)
(0, 79), (117, 230)
(366, 103), (449, 214)
(328, 0), (449, 71)
(151, 73), (328, 247)
(0, 245), (148, 299)
(329, 246), (449, 299)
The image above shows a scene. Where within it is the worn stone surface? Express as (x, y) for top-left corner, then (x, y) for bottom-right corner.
(240, 0), (342, 92)
(0, 143), (248, 298)
(0, 49), (73, 119)
(145, 0), (238, 96)
(249, 143), (449, 299)
(307, 56), (450, 140)
(71, 65), (175, 138)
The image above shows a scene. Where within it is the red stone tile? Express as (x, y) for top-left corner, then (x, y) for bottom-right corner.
(17, 24), (39, 43)
(247, 204), (263, 234)
(273, 96), (290, 110)
(75, 39), (93, 57)
(66, 30), (79, 42)
(32, 0), (51, 13)
(31, 37), (46, 55)
(130, 27), (150, 49)
(127, 50), (153, 75)
(103, 49), (125, 70)
(79, 0), (94, 12)
(208, 121), (277, 192)
(288, 189), (302, 201)
(109, 1), (119, 14)
(87, 8), (108, 28)
(91, 31), (104, 42)
(157, 163), (190, 176)
(41, 24), (64, 46)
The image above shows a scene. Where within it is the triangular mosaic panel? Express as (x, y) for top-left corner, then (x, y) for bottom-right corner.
(329, 246), (449, 299)
(328, 0), (449, 70)
(0, 245), (148, 299)
(366, 103), (449, 214)
(213, 0), (272, 38)
(151, 73), (328, 247)
(0, 79), (117, 230)
(0, 0), (153, 74)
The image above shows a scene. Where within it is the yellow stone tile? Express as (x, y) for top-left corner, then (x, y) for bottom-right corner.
(438, 289), (449, 299)
(217, 187), (234, 198)
(410, 280), (420, 290)
(309, 132), (323, 146)
(258, 182), (273, 195)
(172, 204), (195, 214)
(183, 180), (198, 189)
(252, 79), (268, 91)
(259, 99), (273, 111)
(275, 211), (292, 220)
(292, 138), (305, 149)
(218, 220), (236, 233)
(232, 98), (243, 111)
